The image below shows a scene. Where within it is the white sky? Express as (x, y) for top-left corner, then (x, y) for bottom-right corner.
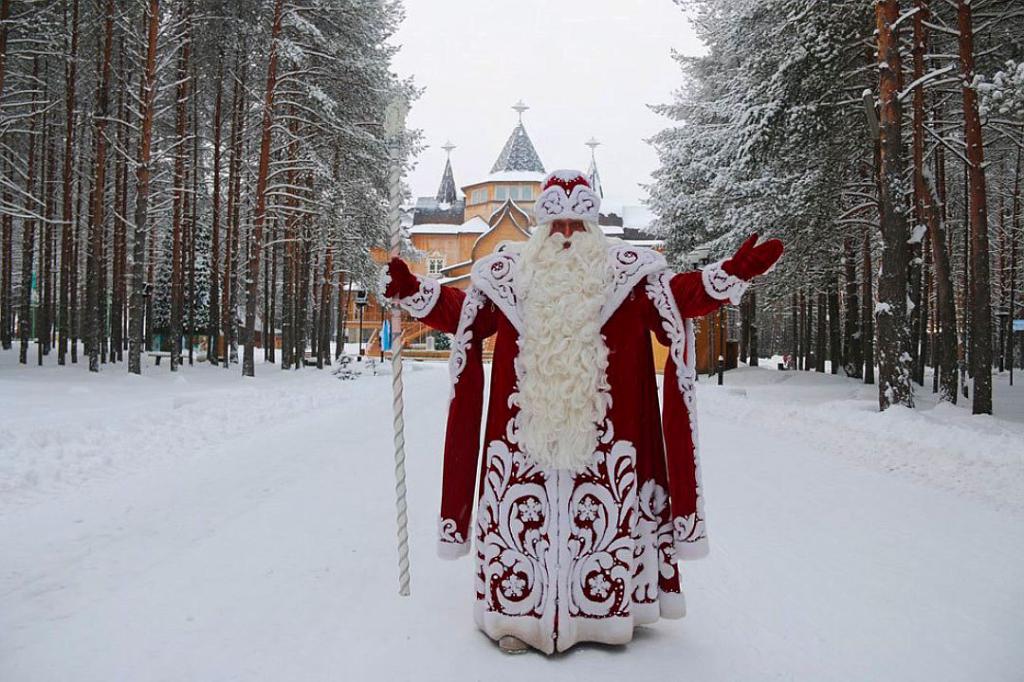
(389, 0), (705, 207)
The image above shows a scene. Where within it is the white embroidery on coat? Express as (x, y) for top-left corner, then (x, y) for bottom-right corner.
(439, 517), (466, 545)
(599, 244), (667, 326)
(644, 270), (708, 553)
(447, 286), (487, 402)
(471, 252), (522, 333)
(473, 244), (667, 334)
(397, 276), (441, 318)
(700, 258), (749, 305)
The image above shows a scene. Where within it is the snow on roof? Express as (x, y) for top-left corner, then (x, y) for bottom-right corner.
(600, 225), (625, 236)
(469, 170), (546, 184)
(409, 215), (489, 235)
(490, 122), (545, 174)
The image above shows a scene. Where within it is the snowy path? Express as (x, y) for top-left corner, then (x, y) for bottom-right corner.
(1, 358), (1022, 681)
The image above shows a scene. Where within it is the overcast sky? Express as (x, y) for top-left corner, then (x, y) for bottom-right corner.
(389, 0), (705, 207)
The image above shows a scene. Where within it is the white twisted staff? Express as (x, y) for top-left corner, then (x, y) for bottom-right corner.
(384, 97), (411, 596)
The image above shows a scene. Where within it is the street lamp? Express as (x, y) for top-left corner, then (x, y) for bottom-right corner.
(355, 286), (368, 358)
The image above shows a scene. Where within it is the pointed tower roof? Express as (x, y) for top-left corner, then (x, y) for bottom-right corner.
(489, 100), (545, 176)
(436, 141), (458, 205)
(586, 137), (604, 199)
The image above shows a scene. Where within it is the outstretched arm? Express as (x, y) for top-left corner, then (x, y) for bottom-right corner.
(671, 234), (784, 317)
(381, 256), (466, 332)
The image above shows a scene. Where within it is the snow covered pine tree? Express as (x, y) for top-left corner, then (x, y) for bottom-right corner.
(383, 170), (783, 654)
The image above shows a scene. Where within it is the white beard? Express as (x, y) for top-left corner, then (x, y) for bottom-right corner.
(514, 224), (612, 471)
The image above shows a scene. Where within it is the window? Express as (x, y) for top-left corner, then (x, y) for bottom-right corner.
(428, 257), (445, 276)
(470, 188), (488, 204)
(508, 185), (533, 201)
(495, 186), (509, 200)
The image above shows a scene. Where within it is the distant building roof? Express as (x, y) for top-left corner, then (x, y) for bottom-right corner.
(436, 157), (458, 204)
(409, 215), (489, 235)
(480, 170), (546, 184)
(411, 197), (465, 226)
(490, 122), (545, 175)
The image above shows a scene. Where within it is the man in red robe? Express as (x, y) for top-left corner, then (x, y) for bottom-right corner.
(383, 169), (782, 654)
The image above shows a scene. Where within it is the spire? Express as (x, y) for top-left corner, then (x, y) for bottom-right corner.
(585, 137), (603, 198)
(490, 101), (545, 174)
(436, 140), (458, 205)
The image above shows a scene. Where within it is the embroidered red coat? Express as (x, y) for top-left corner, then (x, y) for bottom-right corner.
(394, 242), (749, 654)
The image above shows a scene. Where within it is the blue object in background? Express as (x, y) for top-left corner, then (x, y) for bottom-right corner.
(382, 319), (392, 351)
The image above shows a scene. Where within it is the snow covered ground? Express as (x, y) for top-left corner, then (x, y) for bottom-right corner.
(2, 348), (1023, 681)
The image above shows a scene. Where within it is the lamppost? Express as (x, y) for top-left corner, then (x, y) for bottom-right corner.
(355, 286), (368, 358)
(686, 246), (712, 382)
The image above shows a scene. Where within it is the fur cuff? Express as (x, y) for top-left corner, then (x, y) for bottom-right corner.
(675, 537), (709, 561)
(437, 517), (468, 560)
(397, 276), (441, 318)
(701, 259), (749, 305)
(659, 590), (687, 619)
(673, 512), (709, 560)
(437, 540), (470, 560)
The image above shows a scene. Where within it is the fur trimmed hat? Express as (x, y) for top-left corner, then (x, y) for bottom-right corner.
(533, 169), (601, 225)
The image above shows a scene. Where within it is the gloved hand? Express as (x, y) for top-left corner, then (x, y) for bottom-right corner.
(382, 257), (419, 299)
(722, 233), (784, 280)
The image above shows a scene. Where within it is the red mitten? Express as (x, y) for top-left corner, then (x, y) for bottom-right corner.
(722, 233), (784, 281)
(383, 257), (419, 299)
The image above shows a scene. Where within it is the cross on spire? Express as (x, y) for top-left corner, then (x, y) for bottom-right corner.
(512, 99), (529, 123)
(585, 137), (604, 199)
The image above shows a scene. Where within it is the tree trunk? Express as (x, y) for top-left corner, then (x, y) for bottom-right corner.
(863, 225), (875, 385)
(957, 0), (993, 414)
(208, 57), (223, 364)
(815, 290), (826, 372)
(1, 154), (12, 350)
(58, 0), (79, 364)
(85, 0), (114, 372)
(748, 287), (758, 366)
(828, 275), (841, 375)
(242, 0), (285, 377)
(843, 236), (861, 377)
(917, 230), (931, 385)
(128, 0), (160, 375)
(874, 0), (914, 409)
(790, 290), (798, 369)
(19, 58), (40, 365)
(223, 44), (248, 369)
(169, 1), (191, 371)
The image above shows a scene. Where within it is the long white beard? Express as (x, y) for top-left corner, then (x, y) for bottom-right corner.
(514, 225), (612, 471)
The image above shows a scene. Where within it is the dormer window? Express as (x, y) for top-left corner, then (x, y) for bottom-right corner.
(428, 254), (445, 275)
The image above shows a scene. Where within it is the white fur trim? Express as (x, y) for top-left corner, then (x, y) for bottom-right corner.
(534, 183), (601, 225)
(645, 270), (709, 561)
(658, 590), (687, 619)
(470, 252), (523, 333)
(600, 244), (667, 326)
(470, 244), (668, 335)
(701, 258), (749, 305)
(437, 517), (469, 560)
(673, 532), (709, 560)
(396, 275), (441, 318)
(447, 286), (487, 402)
(437, 540), (470, 560)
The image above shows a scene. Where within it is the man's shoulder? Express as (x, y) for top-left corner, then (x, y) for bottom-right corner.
(605, 240), (668, 276)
